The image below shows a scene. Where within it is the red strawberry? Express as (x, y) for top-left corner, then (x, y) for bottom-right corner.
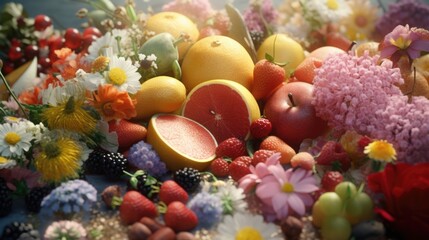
(119, 190), (158, 225)
(251, 59), (285, 100)
(164, 201), (198, 232)
(249, 118), (272, 139)
(251, 149), (276, 166)
(316, 141), (351, 171)
(321, 171), (344, 192)
(233, 156), (252, 166)
(259, 135), (296, 164)
(210, 157), (230, 177)
(293, 57), (323, 84)
(109, 119), (147, 152)
(229, 159), (251, 181)
(159, 180), (189, 205)
(215, 137), (247, 159)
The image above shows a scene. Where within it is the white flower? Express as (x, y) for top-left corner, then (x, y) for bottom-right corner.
(87, 29), (128, 60)
(41, 79), (87, 106)
(105, 56), (141, 94)
(215, 180), (248, 214)
(214, 212), (283, 240)
(0, 122), (34, 158)
(0, 156), (17, 169)
(303, 0), (351, 23)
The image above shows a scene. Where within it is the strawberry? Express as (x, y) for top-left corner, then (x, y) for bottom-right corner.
(321, 171), (344, 192)
(290, 152), (315, 171)
(249, 118), (272, 139)
(119, 190), (158, 225)
(210, 157), (230, 177)
(233, 156), (252, 166)
(259, 135), (296, 164)
(293, 57), (323, 84)
(164, 201), (198, 232)
(229, 158), (251, 181)
(316, 141), (351, 171)
(251, 149), (276, 166)
(109, 119), (147, 152)
(215, 137), (247, 159)
(251, 59), (285, 100)
(158, 180), (189, 205)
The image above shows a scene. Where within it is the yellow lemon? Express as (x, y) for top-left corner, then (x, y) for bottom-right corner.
(181, 35), (254, 92)
(133, 76), (186, 120)
(257, 34), (305, 77)
(145, 12), (199, 60)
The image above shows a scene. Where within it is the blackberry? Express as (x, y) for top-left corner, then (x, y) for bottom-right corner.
(25, 185), (53, 213)
(84, 148), (108, 174)
(250, 30), (265, 50)
(103, 152), (128, 179)
(0, 177), (13, 217)
(1, 221), (40, 240)
(173, 167), (201, 192)
(125, 170), (159, 199)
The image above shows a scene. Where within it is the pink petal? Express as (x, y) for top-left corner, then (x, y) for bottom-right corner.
(289, 169), (307, 184)
(256, 180), (280, 200)
(266, 152), (281, 165)
(254, 162), (270, 178)
(287, 194), (306, 216)
(267, 164), (287, 183)
(380, 45), (398, 59)
(296, 193), (314, 206)
(272, 193), (289, 219)
(238, 175), (259, 193)
(294, 183), (319, 193)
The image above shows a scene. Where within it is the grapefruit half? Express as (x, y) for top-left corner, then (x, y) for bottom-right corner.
(146, 114), (217, 171)
(181, 79), (260, 143)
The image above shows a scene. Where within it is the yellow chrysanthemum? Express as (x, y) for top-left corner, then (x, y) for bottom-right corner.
(42, 96), (97, 135)
(34, 137), (83, 183)
(342, 0), (380, 41)
(364, 140), (397, 162)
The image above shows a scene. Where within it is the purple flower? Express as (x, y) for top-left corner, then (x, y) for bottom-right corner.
(162, 0), (214, 26)
(127, 141), (167, 178)
(243, 0), (278, 33)
(187, 191), (223, 229)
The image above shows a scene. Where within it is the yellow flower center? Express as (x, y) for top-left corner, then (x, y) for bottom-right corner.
(108, 67), (127, 85)
(390, 36), (412, 49)
(0, 157), (8, 164)
(364, 140), (397, 162)
(327, 0), (339, 10)
(92, 56), (110, 72)
(4, 116), (20, 122)
(44, 142), (61, 158)
(282, 182), (294, 193)
(5, 132), (21, 145)
(235, 227), (263, 240)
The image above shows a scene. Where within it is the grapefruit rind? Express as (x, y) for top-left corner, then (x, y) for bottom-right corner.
(147, 114), (217, 171)
(181, 79), (260, 142)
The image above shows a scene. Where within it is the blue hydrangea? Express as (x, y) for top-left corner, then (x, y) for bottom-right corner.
(127, 141), (167, 178)
(41, 179), (97, 216)
(187, 191), (223, 229)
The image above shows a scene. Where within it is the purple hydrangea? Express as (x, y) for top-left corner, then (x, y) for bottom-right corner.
(127, 141), (167, 178)
(41, 179), (97, 216)
(243, 0), (279, 33)
(187, 191), (223, 229)
(376, 0), (429, 38)
(162, 0), (214, 26)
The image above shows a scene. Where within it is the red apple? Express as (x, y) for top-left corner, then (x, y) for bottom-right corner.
(263, 82), (329, 150)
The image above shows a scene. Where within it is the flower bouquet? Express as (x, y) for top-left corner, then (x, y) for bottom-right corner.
(0, 0), (429, 239)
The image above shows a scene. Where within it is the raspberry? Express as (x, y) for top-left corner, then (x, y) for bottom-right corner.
(233, 156), (252, 166)
(251, 149), (276, 166)
(229, 159), (251, 182)
(215, 137), (247, 159)
(316, 141), (351, 171)
(249, 118), (272, 139)
(321, 171), (344, 192)
(209, 158), (230, 178)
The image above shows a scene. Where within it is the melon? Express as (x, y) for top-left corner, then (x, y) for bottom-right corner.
(146, 114), (217, 171)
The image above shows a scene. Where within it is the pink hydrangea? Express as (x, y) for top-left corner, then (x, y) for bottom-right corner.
(162, 0), (214, 26)
(243, 0), (278, 33)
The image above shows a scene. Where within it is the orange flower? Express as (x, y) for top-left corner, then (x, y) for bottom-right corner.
(18, 87), (42, 105)
(91, 84), (137, 121)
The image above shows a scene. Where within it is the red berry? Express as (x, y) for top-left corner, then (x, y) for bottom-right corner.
(233, 156), (252, 166)
(34, 14), (52, 31)
(159, 180), (189, 205)
(164, 201), (198, 232)
(316, 141), (351, 171)
(210, 158), (230, 177)
(215, 137), (247, 159)
(321, 171), (344, 192)
(83, 26), (102, 38)
(2, 61), (15, 75)
(250, 118), (272, 139)
(48, 35), (64, 51)
(251, 149), (276, 166)
(24, 45), (39, 60)
(8, 46), (23, 61)
(64, 28), (82, 50)
(229, 159), (251, 182)
(81, 35), (98, 53)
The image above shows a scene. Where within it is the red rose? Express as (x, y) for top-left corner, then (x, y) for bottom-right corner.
(367, 162), (429, 239)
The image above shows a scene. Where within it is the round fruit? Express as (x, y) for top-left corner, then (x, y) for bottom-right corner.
(355, 41), (379, 57)
(64, 28), (82, 50)
(181, 79), (260, 143)
(146, 114), (217, 171)
(321, 216), (351, 240)
(181, 35), (254, 92)
(257, 34), (305, 77)
(145, 12), (199, 60)
(311, 200), (324, 228)
(335, 181), (357, 201)
(317, 192), (343, 217)
(344, 192), (373, 225)
(133, 76), (186, 120)
(308, 46), (345, 61)
(34, 14), (52, 31)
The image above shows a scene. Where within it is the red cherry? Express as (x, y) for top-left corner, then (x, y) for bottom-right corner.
(34, 14), (52, 31)
(24, 45), (39, 60)
(83, 27), (102, 38)
(8, 46), (23, 61)
(48, 36), (64, 51)
(10, 38), (21, 47)
(39, 56), (51, 69)
(64, 28), (82, 50)
(2, 61), (15, 75)
(81, 35), (98, 52)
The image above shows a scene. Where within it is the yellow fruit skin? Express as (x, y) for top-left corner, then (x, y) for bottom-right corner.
(146, 114), (217, 171)
(181, 36), (255, 92)
(133, 76), (186, 121)
(145, 12), (199, 60)
(257, 34), (305, 77)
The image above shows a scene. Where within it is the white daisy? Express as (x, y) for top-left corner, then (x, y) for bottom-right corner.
(302, 0), (351, 24)
(0, 122), (34, 158)
(214, 212), (283, 240)
(87, 29), (128, 60)
(0, 156), (17, 169)
(105, 55), (141, 94)
(41, 79), (87, 106)
(215, 180), (248, 214)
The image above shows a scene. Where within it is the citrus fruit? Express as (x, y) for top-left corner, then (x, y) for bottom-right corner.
(146, 114), (217, 171)
(257, 34), (305, 77)
(145, 12), (199, 60)
(133, 76), (186, 121)
(293, 56), (323, 84)
(308, 46), (345, 61)
(181, 35), (254, 92)
(181, 79), (260, 143)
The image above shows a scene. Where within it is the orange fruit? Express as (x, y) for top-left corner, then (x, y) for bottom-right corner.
(257, 34), (305, 77)
(146, 114), (217, 171)
(133, 76), (186, 121)
(181, 35), (254, 92)
(259, 135), (296, 164)
(181, 79), (260, 143)
(293, 57), (323, 84)
(308, 46), (345, 61)
(145, 12), (199, 60)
